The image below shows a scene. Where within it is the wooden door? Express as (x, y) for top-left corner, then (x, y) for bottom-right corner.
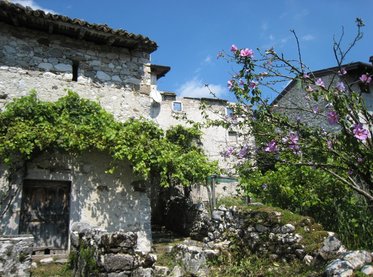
(19, 180), (70, 252)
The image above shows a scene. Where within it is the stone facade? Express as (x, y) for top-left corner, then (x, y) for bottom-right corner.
(0, 2), (251, 259)
(1, 151), (152, 253)
(70, 223), (156, 277)
(272, 62), (373, 131)
(0, 235), (34, 277)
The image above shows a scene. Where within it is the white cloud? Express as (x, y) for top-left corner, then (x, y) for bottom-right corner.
(204, 55), (212, 63)
(11, 0), (56, 14)
(178, 78), (226, 99)
(302, 34), (316, 41)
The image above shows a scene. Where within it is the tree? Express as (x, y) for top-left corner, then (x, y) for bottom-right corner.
(216, 19), (372, 204)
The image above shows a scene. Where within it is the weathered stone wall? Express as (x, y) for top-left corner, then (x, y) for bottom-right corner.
(274, 73), (373, 131)
(0, 151), (152, 253)
(0, 22), (153, 122)
(0, 235), (34, 277)
(70, 223), (155, 277)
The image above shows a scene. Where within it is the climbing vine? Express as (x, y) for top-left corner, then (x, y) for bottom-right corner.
(0, 90), (218, 187)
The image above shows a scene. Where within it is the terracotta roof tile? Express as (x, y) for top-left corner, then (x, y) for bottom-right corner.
(0, 1), (157, 53)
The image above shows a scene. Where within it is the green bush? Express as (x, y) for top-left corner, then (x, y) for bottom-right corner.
(240, 163), (373, 249)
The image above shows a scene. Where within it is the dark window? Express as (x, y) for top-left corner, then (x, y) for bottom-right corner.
(72, 61), (79, 82)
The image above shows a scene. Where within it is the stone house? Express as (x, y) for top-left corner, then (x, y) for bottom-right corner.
(0, 2), (246, 255)
(272, 61), (373, 130)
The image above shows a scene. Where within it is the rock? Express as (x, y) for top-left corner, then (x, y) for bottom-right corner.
(303, 254), (314, 266)
(281, 224), (295, 233)
(55, 258), (68, 264)
(96, 71), (111, 81)
(325, 259), (353, 277)
(361, 265), (373, 275)
(169, 265), (185, 277)
(39, 257), (54, 265)
(211, 210), (224, 221)
(255, 224), (269, 233)
(71, 222), (93, 234)
(103, 254), (136, 272)
(319, 235), (345, 260)
(31, 262), (38, 269)
(132, 267), (153, 277)
(341, 250), (372, 270)
(154, 265), (170, 276)
(54, 63), (71, 72)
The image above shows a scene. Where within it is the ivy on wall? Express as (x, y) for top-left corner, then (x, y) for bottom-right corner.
(0, 90), (218, 186)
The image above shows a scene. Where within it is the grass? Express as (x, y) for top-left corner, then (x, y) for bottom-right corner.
(208, 251), (324, 277)
(31, 263), (72, 277)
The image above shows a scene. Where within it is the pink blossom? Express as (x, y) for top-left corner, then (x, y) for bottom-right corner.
(288, 132), (300, 153)
(353, 123), (369, 141)
(230, 44), (238, 52)
(240, 48), (254, 58)
(303, 73), (310, 79)
(327, 140), (333, 149)
(359, 73), (372, 84)
(223, 146), (234, 157)
(305, 85), (314, 93)
(249, 81), (258, 89)
(327, 111), (339, 125)
(264, 140), (278, 153)
(315, 78), (325, 88)
(336, 82), (346, 92)
(238, 144), (249, 158)
(338, 68), (347, 76)
(227, 80), (234, 90)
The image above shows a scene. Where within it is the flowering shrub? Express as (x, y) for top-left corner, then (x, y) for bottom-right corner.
(217, 19), (372, 205)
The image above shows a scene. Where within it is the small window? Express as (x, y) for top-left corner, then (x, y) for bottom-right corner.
(72, 60), (79, 82)
(172, 101), (183, 112)
(226, 107), (234, 117)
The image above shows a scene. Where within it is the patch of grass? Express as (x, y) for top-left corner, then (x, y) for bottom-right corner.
(31, 263), (72, 277)
(208, 250), (324, 277)
(217, 196), (247, 207)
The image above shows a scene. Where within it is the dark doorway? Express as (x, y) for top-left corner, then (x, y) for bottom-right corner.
(19, 180), (70, 254)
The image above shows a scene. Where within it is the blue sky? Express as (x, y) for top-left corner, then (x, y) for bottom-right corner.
(12, 0), (373, 102)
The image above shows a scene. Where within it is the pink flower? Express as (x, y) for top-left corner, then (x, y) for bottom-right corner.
(249, 81), (258, 89)
(240, 48), (254, 58)
(305, 85), (314, 93)
(230, 44), (238, 52)
(227, 80), (234, 90)
(303, 73), (310, 79)
(338, 68), (347, 76)
(336, 82), (346, 92)
(359, 73), (372, 84)
(327, 140), (333, 149)
(327, 111), (339, 125)
(238, 144), (249, 158)
(315, 78), (325, 88)
(223, 146), (234, 157)
(264, 140), (278, 153)
(353, 123), (369, 141)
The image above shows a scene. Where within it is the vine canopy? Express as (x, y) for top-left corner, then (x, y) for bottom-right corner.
(0, 90), (218, 187)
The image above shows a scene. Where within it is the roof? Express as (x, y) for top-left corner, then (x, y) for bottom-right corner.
(151, 64), (171, 80)
(0, 1), (157, 53)
(271, 61), (372, 106)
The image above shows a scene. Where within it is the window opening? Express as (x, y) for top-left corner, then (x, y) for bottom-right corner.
(226, 107), (234, 117)
(172, 101), (183, 112)
(72, 61), (79, 82)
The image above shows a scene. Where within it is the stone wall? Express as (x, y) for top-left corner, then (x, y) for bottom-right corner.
(0, 151), (152, 253)
(0, 235), (34, 277)
(273, 73), (373, 131)
(70, 223), (155, 277)
(0, 22), (153, 122)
